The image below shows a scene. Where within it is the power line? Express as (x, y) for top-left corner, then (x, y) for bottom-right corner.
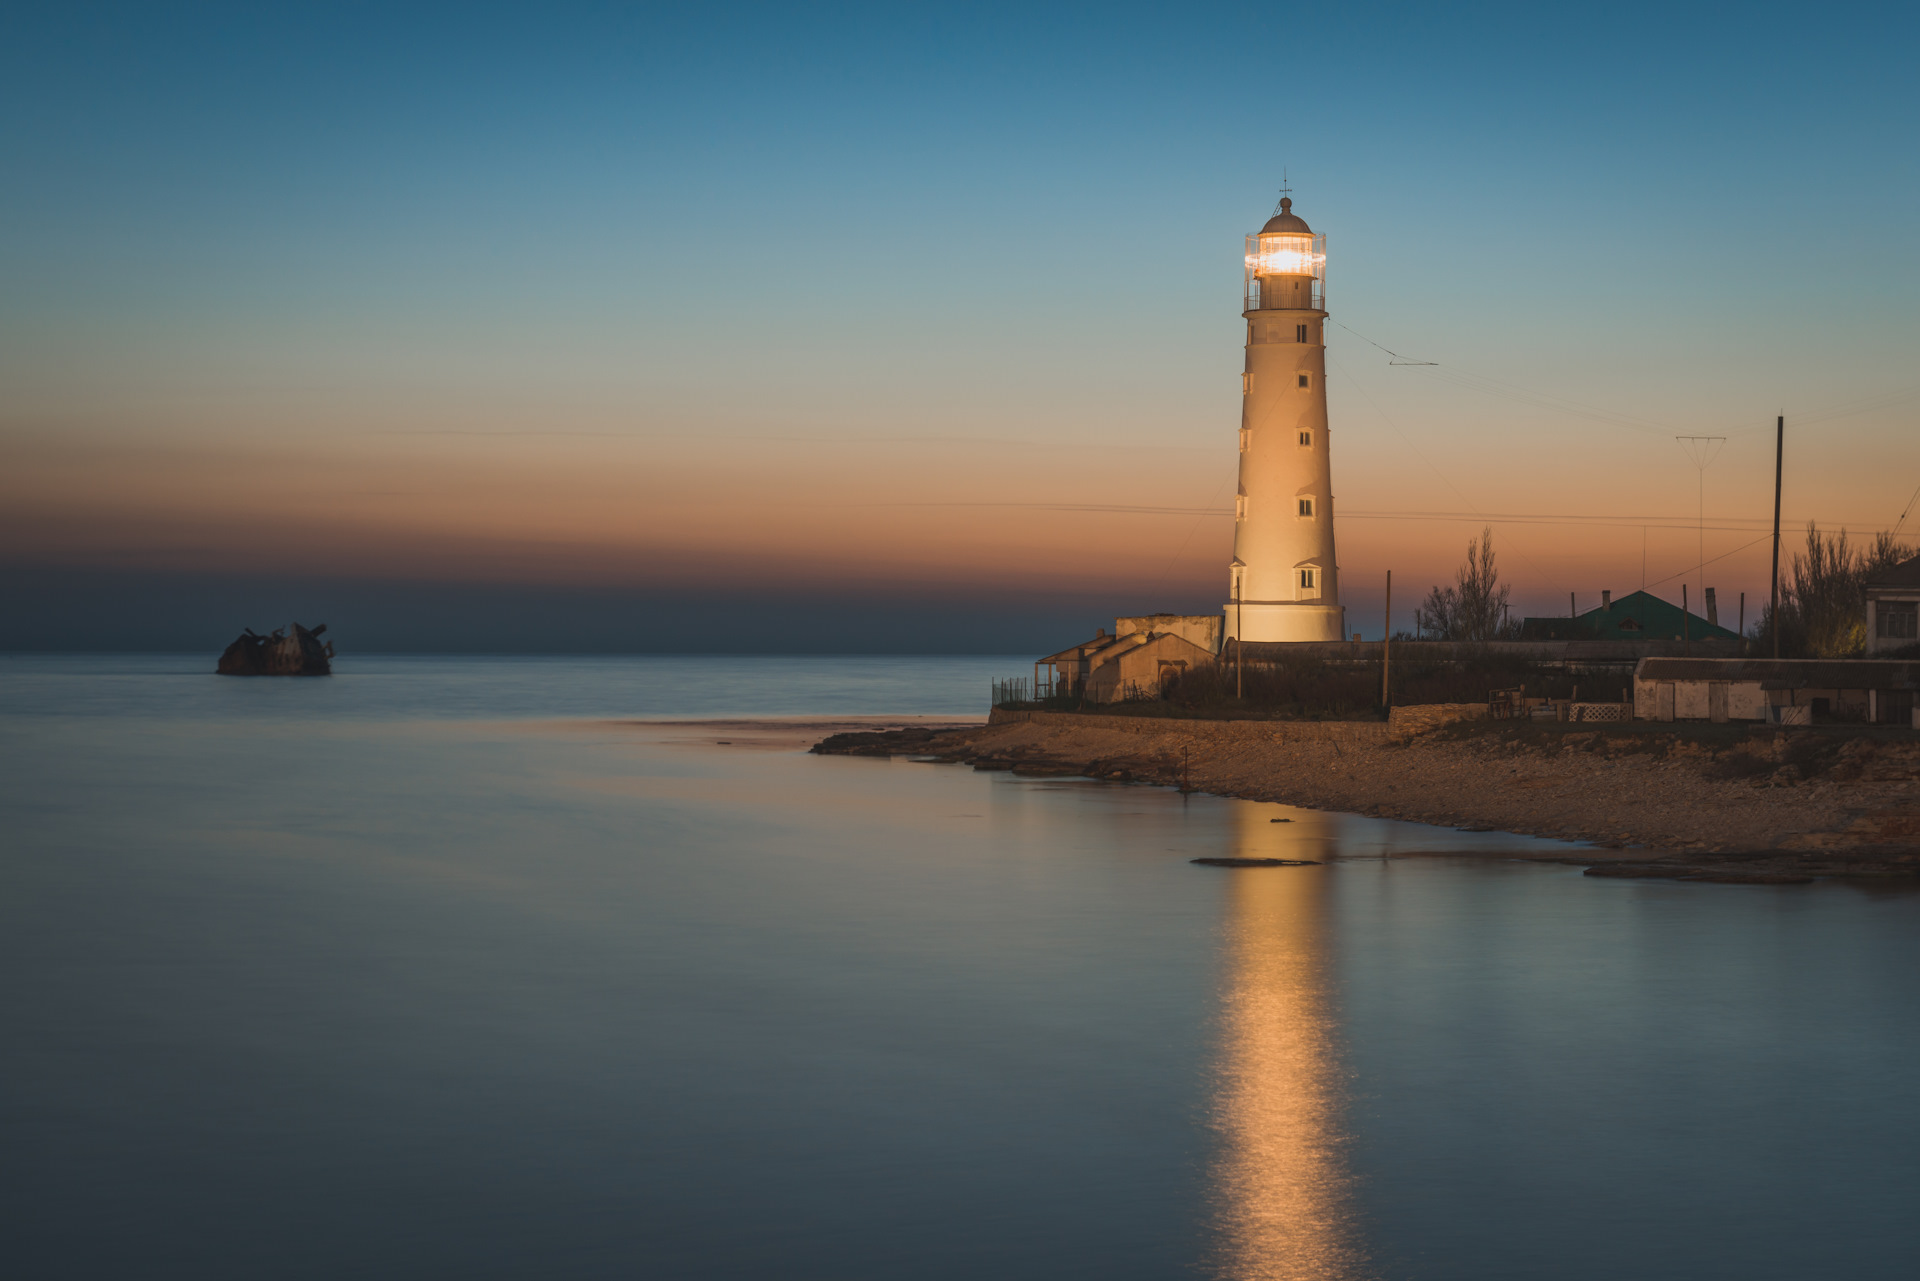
(1325, 348), (1552, 583)
(1790, 383), (1920, 428)
(1336, 510), (1828, 531)
(1331, 321), (1435, 365)
(1152, 460), (1240, 595)
(1334, 320), (1681, 438)
(1675, 435), (1727, 643)
(1336, 320), (1919, 442)
(1892, 477), (1920, 541)
(1415, 366), (1681, 438)
(1644, 533), (1774, 591)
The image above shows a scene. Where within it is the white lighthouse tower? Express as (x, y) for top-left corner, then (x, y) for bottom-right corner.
(1224, 195), (1345, 643)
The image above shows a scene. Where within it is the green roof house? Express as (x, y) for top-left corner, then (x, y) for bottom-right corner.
(1521, 590), (1740, 643)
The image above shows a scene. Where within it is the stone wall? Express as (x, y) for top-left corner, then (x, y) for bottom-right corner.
(986, 707), (1396, 746)
(1384, 703), (1488, 735)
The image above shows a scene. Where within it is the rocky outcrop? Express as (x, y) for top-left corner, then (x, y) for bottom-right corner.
(216, 622), (333, 676)
(809, 725), (950, 756)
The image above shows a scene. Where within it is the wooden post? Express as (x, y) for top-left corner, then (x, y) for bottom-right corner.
(1570, 591), (1576, 618)
(1770, 415), (1784, 658)
(1683, 583), (1691, 656)
(1739, 591), (1746, 651)
(1382, 570), (1392, 708)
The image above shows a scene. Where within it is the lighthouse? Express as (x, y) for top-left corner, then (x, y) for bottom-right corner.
(1225, 196), (1345, 643)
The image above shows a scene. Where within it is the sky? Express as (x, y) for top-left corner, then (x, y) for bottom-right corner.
(3, 1), (1917, 651)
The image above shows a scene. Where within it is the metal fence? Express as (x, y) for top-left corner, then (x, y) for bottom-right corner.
(1243, 277), (1325, 313)
(991, 678), (1031, 707)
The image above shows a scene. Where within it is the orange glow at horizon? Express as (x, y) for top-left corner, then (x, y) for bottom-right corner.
(3, 373), (1909, 622)
(0, 424), (1238, 594)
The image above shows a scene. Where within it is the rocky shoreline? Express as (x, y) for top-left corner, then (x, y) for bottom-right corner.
(811, 710), (1920, 883)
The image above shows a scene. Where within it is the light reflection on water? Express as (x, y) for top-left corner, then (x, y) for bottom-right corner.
(1208, 815), (1368, 1281)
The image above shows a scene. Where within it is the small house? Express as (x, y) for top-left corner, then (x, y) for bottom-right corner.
(1865, 553), (1920, 657)
(1037, 625), (1216, 703)
(1522, 589), (1740, 643)
(1633, 657), (1919, 725)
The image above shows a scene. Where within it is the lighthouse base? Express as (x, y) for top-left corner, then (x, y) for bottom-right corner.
(1222, 601), (1346, 644)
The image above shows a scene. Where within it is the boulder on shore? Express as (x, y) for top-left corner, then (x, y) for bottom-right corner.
(217, 622), (333, 676)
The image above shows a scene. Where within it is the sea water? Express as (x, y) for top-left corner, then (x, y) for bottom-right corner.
(2, 654), (1916, 1279)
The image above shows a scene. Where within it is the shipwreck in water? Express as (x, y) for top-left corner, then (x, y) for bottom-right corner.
(217, 622), (334, 676)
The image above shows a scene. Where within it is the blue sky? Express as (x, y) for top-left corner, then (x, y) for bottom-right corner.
(3, 1), (1916, 646)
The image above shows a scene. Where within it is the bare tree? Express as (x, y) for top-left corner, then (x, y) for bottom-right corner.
(1415, 527), (1516, 641)
(1759, 524), (1914, 656)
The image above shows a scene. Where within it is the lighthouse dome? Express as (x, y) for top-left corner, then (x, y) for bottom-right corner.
(1260, 197), (1311, 234)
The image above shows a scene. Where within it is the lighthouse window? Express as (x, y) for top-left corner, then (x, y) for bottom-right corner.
(1235, 494), (1248, 520)
(1240, 428), (1252, 452)
(1297, 373), (1310, 389)
(1298, 431), (1312, 447)
(1295, 324), (1307, 343)
(1298, 498), (1314, 517)
(1299, 569), (1317, 589)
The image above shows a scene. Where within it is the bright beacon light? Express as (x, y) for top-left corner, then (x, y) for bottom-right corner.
(1242, 198), (1326, 312)
(1244, 233), (1325, 277)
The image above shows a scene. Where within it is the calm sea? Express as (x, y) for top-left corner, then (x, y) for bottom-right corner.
(3, 654), (1916, 1280)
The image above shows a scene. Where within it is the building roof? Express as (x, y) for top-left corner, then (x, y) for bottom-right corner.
(1636, 658), (1920, 689)
(1260, 197), (1312, 235)
(1523, 590), (1739, 642)
(1037, 629), (1212, 668)
(1865, 552), (1920, 590)
(1036, 633), (1129, 666)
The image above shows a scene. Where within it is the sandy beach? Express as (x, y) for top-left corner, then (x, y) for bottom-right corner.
(814, 710), (1920, 882)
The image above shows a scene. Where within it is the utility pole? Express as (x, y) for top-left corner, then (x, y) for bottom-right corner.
(1382, 571), (1392, 708)
(1770, 414), (1784, 658)
(1235, 588), (1243, 700)
(1683, 583), (1691, 656)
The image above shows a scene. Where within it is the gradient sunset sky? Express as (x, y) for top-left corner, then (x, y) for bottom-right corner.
(4, 2), (1916, 649)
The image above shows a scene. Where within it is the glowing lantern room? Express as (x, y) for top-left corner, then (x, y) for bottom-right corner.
(1243, 197), (1325, 312)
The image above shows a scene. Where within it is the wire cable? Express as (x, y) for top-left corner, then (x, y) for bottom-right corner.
(1643, 533), (1773, 591)
(1326, 348), (1552, 583)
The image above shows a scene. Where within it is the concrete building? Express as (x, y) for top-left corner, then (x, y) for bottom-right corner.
(1225, 196), (1343, 644)
(1865, 553), (1920, 656)
(1633, 657), (1920, 725)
